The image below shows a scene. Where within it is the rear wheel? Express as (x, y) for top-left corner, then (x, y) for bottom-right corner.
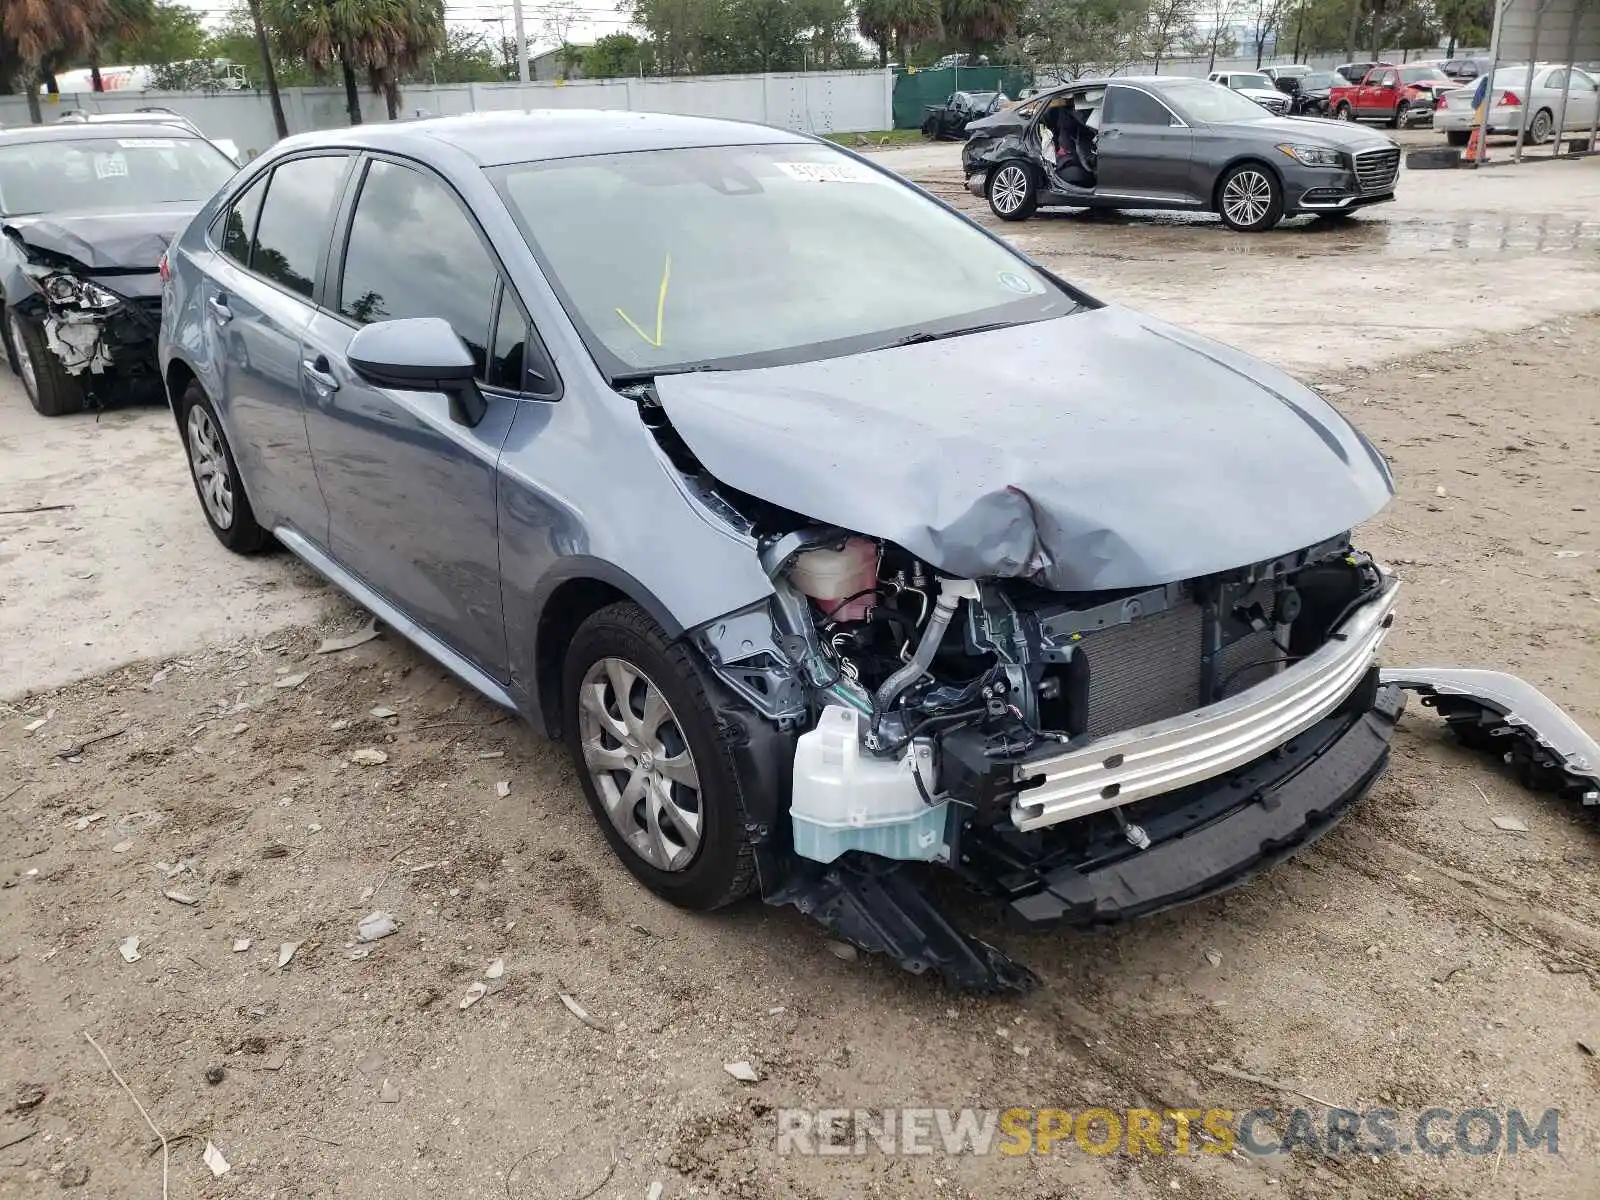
(179, 381), (269, 553)
(987, 162), (1038, 221)
(7, 310), (87, 417)
(561, 602), (757, 911)
(1528, 108), (1554, 144)
(1216, 163), (1283, 232)
(921, 115), (940, 140)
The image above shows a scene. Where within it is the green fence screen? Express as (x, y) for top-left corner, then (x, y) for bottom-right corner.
(892, 66), (1033, 129)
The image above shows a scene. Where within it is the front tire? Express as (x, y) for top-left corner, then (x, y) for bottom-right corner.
(179, 381), (268, 553)
(1391, 100), (1408, 128)
(987, 162), (1038, 221)
(7, 310), (86, 417)
(1335, 102), (1354, 121)
(561, 602), (757, 911)
(1216, 163), (1283, 232)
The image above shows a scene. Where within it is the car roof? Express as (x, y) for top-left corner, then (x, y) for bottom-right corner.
(268, 109), (813, 168)
(0, 121), (210, 145)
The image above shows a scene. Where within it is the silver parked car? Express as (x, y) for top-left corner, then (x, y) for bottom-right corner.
(1434, 64), (1600, 145)
(159, 111), (1582, 990)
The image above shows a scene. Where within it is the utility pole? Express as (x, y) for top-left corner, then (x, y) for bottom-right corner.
(512, 0), (531, 85)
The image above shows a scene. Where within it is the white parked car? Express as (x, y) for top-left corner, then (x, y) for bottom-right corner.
(1207, 70), (1291, 116)
(55, 109), (241, 164)
(1434, 64), (1600, 145)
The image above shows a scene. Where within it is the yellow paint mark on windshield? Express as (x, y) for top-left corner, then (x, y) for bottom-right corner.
(616, 253), (672, 348)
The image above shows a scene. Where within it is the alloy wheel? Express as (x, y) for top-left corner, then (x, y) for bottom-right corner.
(186, 404), (235, 530)
(1530, 111), (1553, 143)
(1336, 105), (1354, 121)
(991, 165), (1029, 215)
(8, 313), (37, 403)
(1222, 170), (1273, 228)
(577, 656), (703, 873)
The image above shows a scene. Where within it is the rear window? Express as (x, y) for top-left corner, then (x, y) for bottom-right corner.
(0, 135), (235, 216)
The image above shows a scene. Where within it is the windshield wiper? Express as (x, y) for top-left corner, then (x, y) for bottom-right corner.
(610, 362), (727, 388)
(876, 319), (1027, 351)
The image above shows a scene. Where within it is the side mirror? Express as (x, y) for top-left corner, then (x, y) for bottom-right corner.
(347, 316), (488, 427)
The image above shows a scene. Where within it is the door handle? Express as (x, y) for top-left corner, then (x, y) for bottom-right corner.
(208, 295), (232, 324)
(1100, 127), (1121, 138)
(302, 355), (340, 395)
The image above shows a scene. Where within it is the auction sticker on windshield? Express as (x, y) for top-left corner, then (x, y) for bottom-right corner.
(94, 154), (129, 179)
(775, 161), (878, 184)
(117, 138), (178, 149)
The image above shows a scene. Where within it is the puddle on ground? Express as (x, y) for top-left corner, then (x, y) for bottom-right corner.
(1014, 207), (1600, 258)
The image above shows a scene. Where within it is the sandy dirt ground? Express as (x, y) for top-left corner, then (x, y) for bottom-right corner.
(2, 148), (1599, 1199)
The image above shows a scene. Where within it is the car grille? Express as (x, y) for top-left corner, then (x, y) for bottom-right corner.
(1078, 599), (1205, 738)
(1258, 96), (1289, 115)
(1354, 146), (1400, 194)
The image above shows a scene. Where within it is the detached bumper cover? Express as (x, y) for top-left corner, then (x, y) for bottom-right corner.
(1012, 578), (1400, 832)
(1009, 684), (1403, 924)
(1380, 668), (1600, 802)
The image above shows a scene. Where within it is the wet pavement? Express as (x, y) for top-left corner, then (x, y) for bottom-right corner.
(874, 141), (1600, 375)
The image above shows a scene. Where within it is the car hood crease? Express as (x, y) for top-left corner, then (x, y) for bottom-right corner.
(653, 306), (1395, 590)
(3, 207), (197, 272)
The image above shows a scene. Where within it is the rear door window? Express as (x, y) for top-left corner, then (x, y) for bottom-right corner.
(250, 155), (352, 298)
(1105, 86), (1179, 127)
(220, 174), (266, 266)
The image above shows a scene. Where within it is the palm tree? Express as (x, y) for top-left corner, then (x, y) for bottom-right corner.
(268, 0), (444, 125)
(940, 0), (1021, 59)
(0, 0), (106, 123)
(248, 0), (290, 139)
(856, 0), (941, 65)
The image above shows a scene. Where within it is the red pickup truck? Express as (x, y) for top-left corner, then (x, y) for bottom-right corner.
(1329, 64), (1456, 127)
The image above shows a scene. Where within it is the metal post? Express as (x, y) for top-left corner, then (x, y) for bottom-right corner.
(1471, 0), (1509, 168)
(1511, 0), (1549, 162)
(511, 0), (530, 86)
(1590, 61), (1600, 153)
(1548, 0), (1582, 155)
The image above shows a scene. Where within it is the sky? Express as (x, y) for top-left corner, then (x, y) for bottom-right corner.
(182, 1), (640, 59)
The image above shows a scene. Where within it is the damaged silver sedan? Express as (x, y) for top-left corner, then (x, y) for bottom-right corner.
(0, 122), (237, 415)
(159, 113), (1597, 991)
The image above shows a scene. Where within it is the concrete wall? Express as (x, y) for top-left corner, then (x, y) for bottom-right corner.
(0, 70), (896, 159)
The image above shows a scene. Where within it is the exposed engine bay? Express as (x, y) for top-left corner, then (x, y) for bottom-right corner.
(626, 342), (1595, 994)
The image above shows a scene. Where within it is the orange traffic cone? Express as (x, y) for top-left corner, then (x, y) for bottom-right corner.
(1464, 125), (1486, 162)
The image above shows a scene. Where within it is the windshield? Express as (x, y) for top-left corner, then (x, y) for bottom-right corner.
(1165, 81), (1276, 123)
(1399, 67), (1450, 83)
(1301, 72), (1338, 88)
(1229, 73), (1273, 90)
(495, 143), (1076, 379)
(0, 136), (235, 216)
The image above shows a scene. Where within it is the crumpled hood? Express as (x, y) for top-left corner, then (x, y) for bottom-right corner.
(2, 204), (198, 272)
(654, 306), (1395, 591)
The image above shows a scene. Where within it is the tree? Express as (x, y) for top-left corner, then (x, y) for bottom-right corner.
(851, 0), (941, 65)
(942, 0), (1022, 58)
(583, 31), (655, 76)
(0, 0), (108, 122)
(1010, 0), (1147, 78)
(1183, 0), (1237, 69)
(266, 0), (445, 123)
(1433, 0), (1489, 55)
(1142, 0), (1194, 71)
(100, 2), (207, 65)
(407, 24), (501, 83)
(541, 0), (582, 76)
(1245, 0), (1286, 65)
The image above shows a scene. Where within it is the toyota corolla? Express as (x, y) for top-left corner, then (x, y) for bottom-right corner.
(157, 112), (1592, 990)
